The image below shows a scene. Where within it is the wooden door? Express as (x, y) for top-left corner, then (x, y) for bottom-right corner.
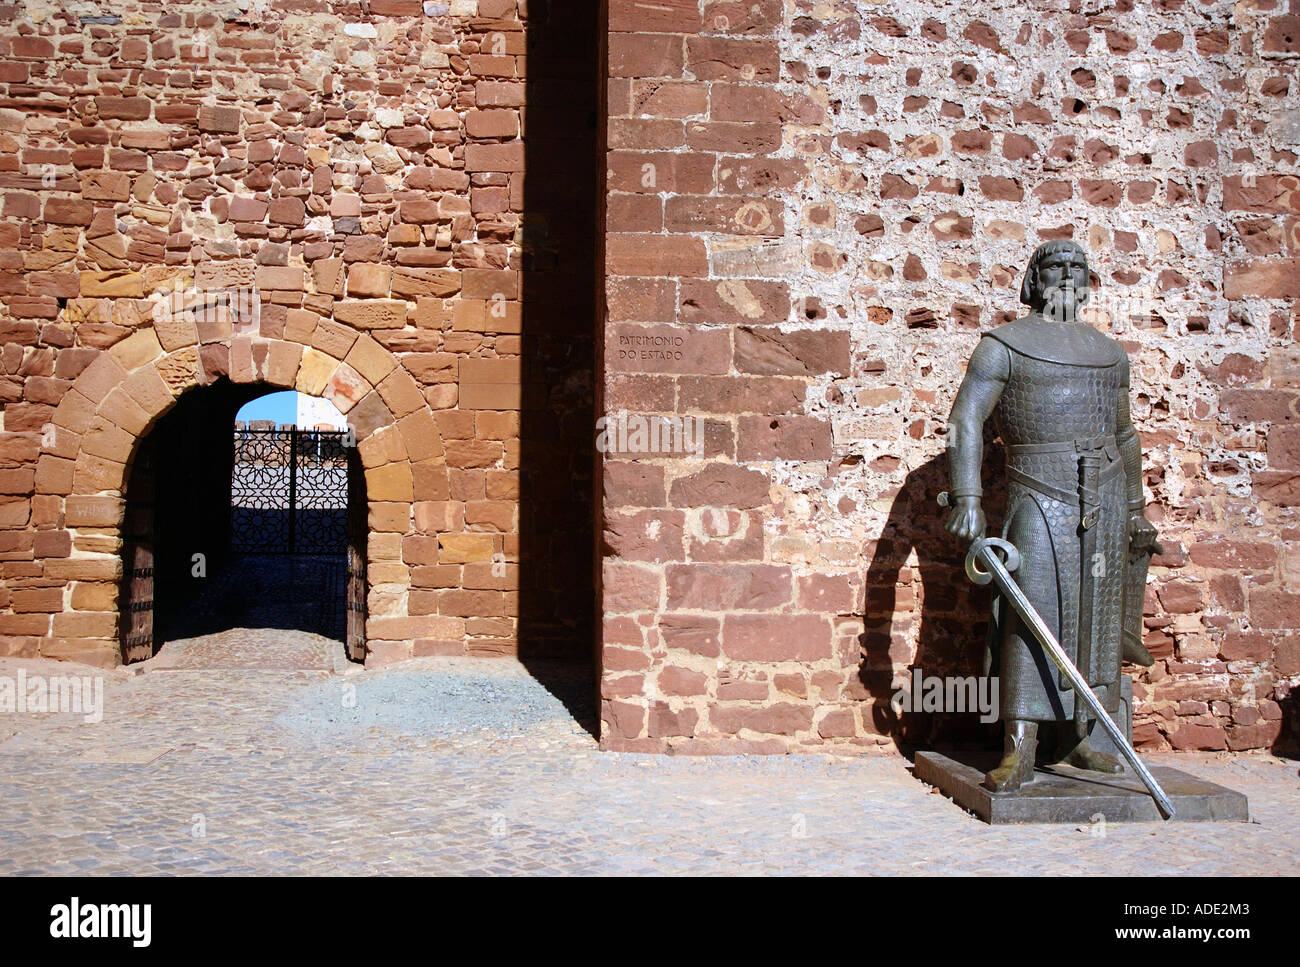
(120, 540), (154, 663)
(120, 438), (156, 663)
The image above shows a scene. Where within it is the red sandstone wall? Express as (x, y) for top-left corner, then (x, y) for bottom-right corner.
(600, 0), (1300, 754)
(0, 0), (596, 666)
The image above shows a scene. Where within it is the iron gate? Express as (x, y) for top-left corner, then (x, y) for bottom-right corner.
(231, 428), (349, 554)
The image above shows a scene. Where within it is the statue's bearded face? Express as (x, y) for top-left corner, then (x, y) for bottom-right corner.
(1034, 250), (1090, 322)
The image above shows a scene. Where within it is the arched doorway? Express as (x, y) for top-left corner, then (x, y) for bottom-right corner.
(118, 381), (367, 664)
(41, 331), (448, 671)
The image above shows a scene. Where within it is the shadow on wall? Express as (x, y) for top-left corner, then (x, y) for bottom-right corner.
(515, 0), (600, 737)
(1275, 688), (1299, 760)
(859, 445), (1005, 756)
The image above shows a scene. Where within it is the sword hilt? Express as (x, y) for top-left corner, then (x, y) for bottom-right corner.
(965, 537), (1020, 586)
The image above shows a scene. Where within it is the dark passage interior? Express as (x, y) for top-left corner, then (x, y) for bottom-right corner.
(120, 381), (366, 662)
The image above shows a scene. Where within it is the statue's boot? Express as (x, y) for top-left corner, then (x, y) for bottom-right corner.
(1059, 721), (1123, 774)
(982, 719), (1038, 792)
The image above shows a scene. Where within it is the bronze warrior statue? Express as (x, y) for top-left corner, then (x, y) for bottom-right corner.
(944, 240), (1161, 793)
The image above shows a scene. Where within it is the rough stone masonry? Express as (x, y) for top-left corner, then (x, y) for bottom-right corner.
(599, 0), (1300, 756)
(0, 1), (597, 670)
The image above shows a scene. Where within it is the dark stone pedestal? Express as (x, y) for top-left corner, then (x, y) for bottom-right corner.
(914, 750), (1250, 825)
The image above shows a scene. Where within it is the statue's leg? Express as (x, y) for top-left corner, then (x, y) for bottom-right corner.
(982, 718), (1038, 792)
(1055, 467), (1127, 775)
(988, 490), (1060, 794)
(1058, 719), (1122, 773)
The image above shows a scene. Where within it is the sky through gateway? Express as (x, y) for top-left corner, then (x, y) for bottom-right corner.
(235, 391), (347, 429)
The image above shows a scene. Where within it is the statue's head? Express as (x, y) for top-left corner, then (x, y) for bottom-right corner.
(1020, 239), (1090, 322)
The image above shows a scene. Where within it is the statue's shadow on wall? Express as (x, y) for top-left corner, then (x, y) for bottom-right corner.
(1277, 690), (1299, 762)
(858, 440), (1005, 759)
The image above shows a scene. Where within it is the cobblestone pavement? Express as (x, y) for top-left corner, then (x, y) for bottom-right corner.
(0, 630), (1296, 876)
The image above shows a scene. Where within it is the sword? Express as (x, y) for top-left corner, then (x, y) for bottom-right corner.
(963, 534), (1175, 820)
(1075, 450), (1102, 736)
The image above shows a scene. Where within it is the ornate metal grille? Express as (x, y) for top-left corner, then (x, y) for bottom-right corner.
(231, 428), (349, 554)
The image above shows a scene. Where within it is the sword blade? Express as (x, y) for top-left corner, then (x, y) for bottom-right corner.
(1075, 455), (1101, 728)
(974, 541), (1176, 821)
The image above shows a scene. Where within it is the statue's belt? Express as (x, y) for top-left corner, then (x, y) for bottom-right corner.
(1006, 435), (1122, 524)
(1007, 434), (1118, 458)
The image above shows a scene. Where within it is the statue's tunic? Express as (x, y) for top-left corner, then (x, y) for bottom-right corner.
(982, 320), (1128, 721)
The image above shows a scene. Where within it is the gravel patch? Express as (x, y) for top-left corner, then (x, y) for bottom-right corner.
(273, 660), (591, 749)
